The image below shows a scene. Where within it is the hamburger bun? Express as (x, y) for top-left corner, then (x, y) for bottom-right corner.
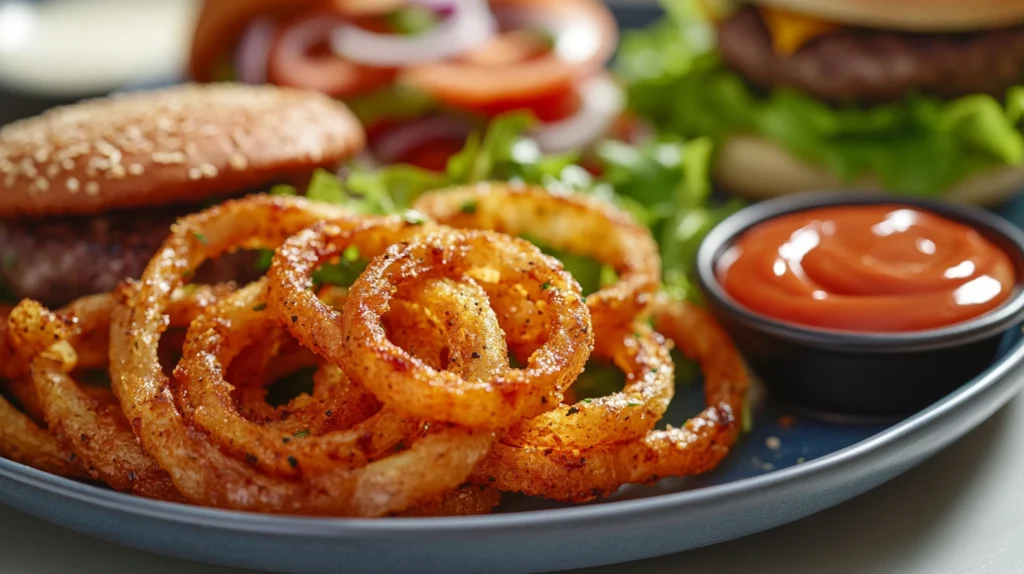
(189, 0), (404, 82)
(714, 135), (1024, 206)
(0, 83), (364, 217)
(748, 0), (1024, 32)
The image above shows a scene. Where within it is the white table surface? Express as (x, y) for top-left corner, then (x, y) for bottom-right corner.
(2, 390), (1022, 574)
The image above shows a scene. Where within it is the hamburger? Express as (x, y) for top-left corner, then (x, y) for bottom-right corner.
(0, 83), (364, 306)
(618, 0), (1024, 204)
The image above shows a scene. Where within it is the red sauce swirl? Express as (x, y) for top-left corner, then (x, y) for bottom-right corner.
(717, 205), (1016, 332)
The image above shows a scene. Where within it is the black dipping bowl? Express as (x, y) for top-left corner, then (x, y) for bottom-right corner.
(696, 191), (1024, 419)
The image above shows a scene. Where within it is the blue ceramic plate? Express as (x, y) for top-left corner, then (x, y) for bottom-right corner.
(2, 4), (1024, 574)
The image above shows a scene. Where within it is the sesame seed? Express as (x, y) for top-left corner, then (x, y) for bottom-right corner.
(19, 159), (37, 178)
(128, 163), (144, 175)
(60, 158), (75, 170)
(152, 151), (186, 165)
(184, 142), (199, 157)
(33, 148), (50, 163)
(66, 177), (80, 193)
(95, 140), (116, 156)
(187, 167), (202, 181)
(46, 163), (59, 178)
(33, 177), (49, 192)
(765, 436), (781, 450)
(85, 181), (99, 195)
(228, 153), (248, 171)
(64, 143), (89, 158)
(199, 163), (218, 178)
(107, 164), (126, 179)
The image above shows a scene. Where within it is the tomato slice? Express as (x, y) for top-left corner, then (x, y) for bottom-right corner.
(399, 0), (617, 108)
(267, 12), (396, 99)
(471, 85), (581, 122)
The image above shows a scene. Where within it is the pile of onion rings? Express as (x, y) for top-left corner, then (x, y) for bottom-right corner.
(0, 183), (749, 515)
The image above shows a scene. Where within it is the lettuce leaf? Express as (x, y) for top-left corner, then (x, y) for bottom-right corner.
(616, 0), (1024, 196)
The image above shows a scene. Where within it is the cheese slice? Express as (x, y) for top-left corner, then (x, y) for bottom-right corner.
(759, 6), (839, 56)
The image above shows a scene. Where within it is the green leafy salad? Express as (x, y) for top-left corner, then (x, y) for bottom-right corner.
(615, 0), (1024, 196)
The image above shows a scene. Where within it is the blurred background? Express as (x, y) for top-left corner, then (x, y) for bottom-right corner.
(0, 0), (648, 126)
(0, 0), (205, 124)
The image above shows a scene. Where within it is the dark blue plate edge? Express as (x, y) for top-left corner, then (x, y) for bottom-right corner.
(1, 335), (1021, 540)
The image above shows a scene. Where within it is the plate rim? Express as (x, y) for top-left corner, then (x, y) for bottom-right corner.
(2, 333), (1022, 537)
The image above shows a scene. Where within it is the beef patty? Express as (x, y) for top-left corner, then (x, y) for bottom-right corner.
(0, 205), (258, 306)
(717, 7), (1024, 103)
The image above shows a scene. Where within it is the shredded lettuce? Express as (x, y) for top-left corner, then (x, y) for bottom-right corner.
(616, 0), (1024, 196)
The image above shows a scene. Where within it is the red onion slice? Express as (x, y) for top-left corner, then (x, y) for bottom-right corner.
(235, 17), (276, 85)
(370, 115), (476, 165)
(533, 73), (624, 153)
(494, 6), (604, 65)
(330, 0), (497, 67)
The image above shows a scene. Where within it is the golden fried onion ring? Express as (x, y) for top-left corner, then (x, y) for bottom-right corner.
(414, 183), (661, 328)
(339, 227), (594, 428)
(7, 285), (233, 501)
(110, 195), (494, 515)
(471, 298), (749, 502)
(176, 279), (423, 479)
(501, 323), (674, 449)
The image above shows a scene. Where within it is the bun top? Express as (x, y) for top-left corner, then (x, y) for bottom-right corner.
(750, 0), (1024, 31)
(0, 83), (364, 217)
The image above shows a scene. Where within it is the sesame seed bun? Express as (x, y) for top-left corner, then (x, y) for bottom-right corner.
(189, 0), (403, 83)
(714, 135), (1024, 206)
(748, 0), (1024, 31)
(0, 83), (364, 217)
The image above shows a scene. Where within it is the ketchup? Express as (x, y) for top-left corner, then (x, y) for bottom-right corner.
(717, 205), (1016, 332)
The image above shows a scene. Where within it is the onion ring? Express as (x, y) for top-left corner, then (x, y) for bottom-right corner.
(397, 484), (502, 517)
(0, 306), (88, 478)
(414, 182), (660, 329)
(0, 391), (87, 478)
(501, 323), (673, 449)
(7, 285), (233, 501)
(110, 195), (493, 515)
(471, 298), (749, 502)
(175, 279), (423, 479)
(339, 227), (593, 428)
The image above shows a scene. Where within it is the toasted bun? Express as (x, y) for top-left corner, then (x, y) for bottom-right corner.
(750, 0), (1024, 31)
(714, 135), (1024, 206)
(189, 0), (404, 82)
(0, 83), (364, 217)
